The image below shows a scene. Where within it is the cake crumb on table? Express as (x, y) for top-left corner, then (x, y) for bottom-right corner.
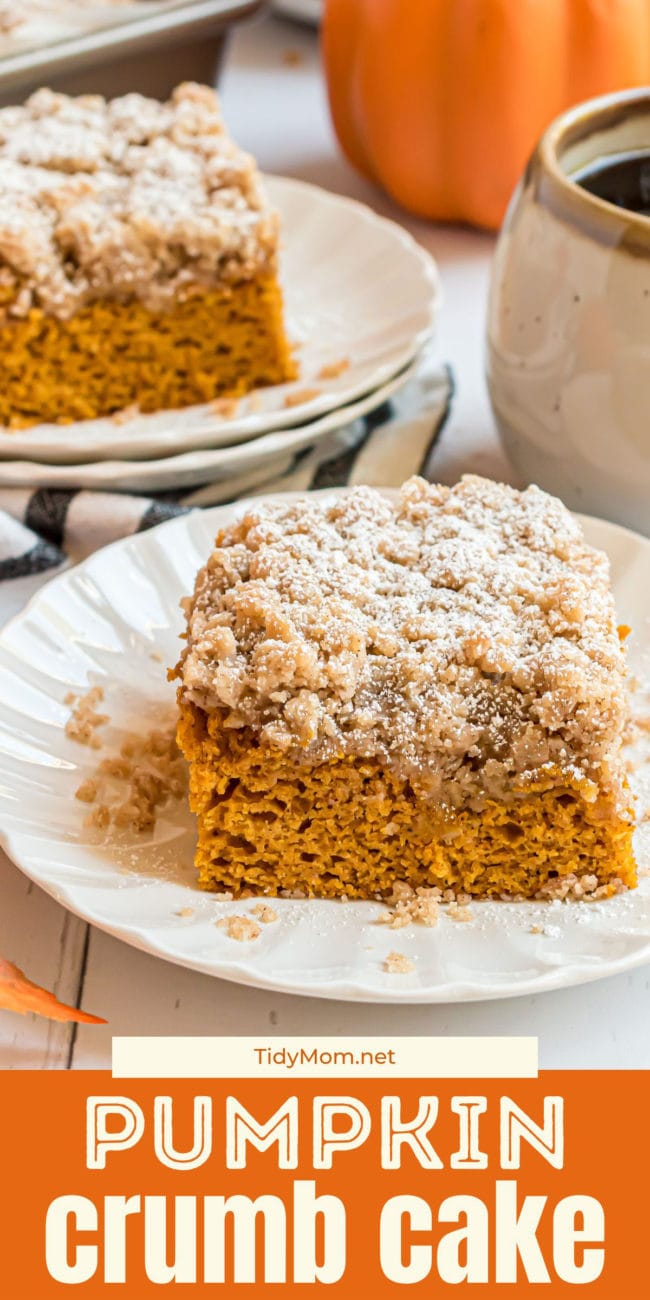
(384, 951), (415, 974)
(251, 903), (279, 924)
(217, 915), (261, 942)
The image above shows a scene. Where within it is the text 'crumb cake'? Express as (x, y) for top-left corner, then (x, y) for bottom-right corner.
(0, 82), (295, 428)
(174, 475), (636, 901)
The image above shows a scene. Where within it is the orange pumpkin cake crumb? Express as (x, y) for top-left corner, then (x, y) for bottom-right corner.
(0, 83), (295, 428)
(173, 476), (636, 901)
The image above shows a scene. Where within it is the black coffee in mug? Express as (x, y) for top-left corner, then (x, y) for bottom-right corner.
(574, 150), (650, 215)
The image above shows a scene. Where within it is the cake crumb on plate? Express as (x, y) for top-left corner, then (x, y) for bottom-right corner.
(75, 779), (98, 804)
(379, 882), (440, 929)
(283, 386), (321, 407)
(251, 903), (279, 924)
(217, 915), (261, 942)
(448, 901), (473, 922)
(384, 951), (415, 974)
(317, 358), (350, 381)
(65, 686), (108, 749)
(209, 397), (239, 418)
(75, 709), (187, 836)
(112, 403), (140, 425)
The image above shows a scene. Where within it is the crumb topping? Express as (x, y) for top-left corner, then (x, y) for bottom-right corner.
(0, 82), (279, 319)
(178, 476), (630, 807)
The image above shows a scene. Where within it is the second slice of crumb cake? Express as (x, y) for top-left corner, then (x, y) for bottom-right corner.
(0, 82), (295, 427)
(174, 476), (636, 901)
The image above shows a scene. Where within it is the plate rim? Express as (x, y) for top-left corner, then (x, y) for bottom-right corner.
(0, 491), (648, 1005)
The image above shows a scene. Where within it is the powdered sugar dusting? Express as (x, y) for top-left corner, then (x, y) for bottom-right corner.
(0, 82), (278, 319)
(179, 476), (630, 807)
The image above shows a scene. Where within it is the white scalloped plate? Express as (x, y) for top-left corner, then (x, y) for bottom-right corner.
(0, 177), (440, 465)
(0, 491), (648, 1004)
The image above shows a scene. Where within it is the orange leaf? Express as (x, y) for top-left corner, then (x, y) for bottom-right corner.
(0, 958), (106, 1024)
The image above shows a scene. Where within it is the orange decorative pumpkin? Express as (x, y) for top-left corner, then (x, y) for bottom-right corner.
(323, 0), (650, 230)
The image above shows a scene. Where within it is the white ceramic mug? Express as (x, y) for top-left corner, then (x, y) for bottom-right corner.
(487, 89), (650, 535)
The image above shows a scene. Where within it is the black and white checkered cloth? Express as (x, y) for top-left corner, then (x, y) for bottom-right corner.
(0, 359), (454, 594)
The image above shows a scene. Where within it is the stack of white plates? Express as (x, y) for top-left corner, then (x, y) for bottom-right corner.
(0, 177), (441, 495)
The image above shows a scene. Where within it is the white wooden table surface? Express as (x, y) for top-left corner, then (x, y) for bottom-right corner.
(1, 12), (648, 1070)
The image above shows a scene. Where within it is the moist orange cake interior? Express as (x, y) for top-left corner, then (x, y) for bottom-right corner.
(0, 279), (293, 427)
(174, 475), (636, 902)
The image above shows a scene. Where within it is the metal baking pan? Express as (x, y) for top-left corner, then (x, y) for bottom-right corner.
(0, 1), (265, 105)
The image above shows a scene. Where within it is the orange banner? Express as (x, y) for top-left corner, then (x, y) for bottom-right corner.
(0, 1071), (645, 1296)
